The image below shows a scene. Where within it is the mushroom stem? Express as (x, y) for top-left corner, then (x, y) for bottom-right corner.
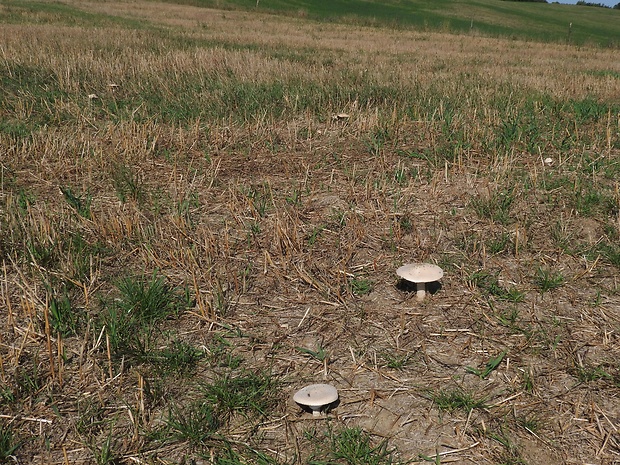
(416, 283), (427, 300)
(311, 409), (321, 417)
(397, 263), (443, 302)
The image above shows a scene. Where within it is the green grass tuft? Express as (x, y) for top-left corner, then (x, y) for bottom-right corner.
(428, 388), (487, 413)
(201, 371), (281, 420)
(470, 188), (515, 225)
(101, 272), (189, 359)
(533, 266), (565, 294)
(60, 186), (92, 219)
(307, 427), (403, 465)
(470, 270), (524, 302)
(0, 422), (20, 462)
(166, 400), (222, 448)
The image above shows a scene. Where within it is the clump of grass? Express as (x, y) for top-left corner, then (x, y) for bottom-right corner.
(521, 368), (535, 393)
(60, 186), (92, 219)
(48, 292), (80, 337)
(201, 370), (280, 421)
(326, 211), (347, 233)
(115, 272), (186, 322)
(330, 427), (401, 465)
(427, 388), (487, 414)
(307, 225), (325, 246)
(101, 272), (190, 360)
(26, 236), (57, 269)
(75, 398), (107, 437)
(205, 333), (244, 369)
(164, 371), (280, 451)
(350, 277), (373, 296)
(572, 364), (614, 383)
(486, 231), (513, 255)
(244, 184), (271, 218)
(16, 189), (35, 210)
(13, 361), (43, 399)
(533, 266), (564, 293)
(307, 427), (402, 465)
(398, 214), (414, 234)
(550, 220), (574, 254)
(166, 400), (221, 449)
(595, 240), (620, 268)
(379, 351), (413, 370)
(0, 422), (20, 462)
(63, 231), (102, 284)
(470, 188), (515, 225)
(111, 163), (146, 204)
(296, 344), (329, 362)
(89, 430), (118, 465)
(142, 340), (205, 375)
(469, 270), (524, 302)
(486, 428), (526, 465)
(466, 351), (506, 379)
(0, 388), (15, 407)
(516, 413), (544, 433)
(211, 276), (232, 318)
(496, 307), (521, 330)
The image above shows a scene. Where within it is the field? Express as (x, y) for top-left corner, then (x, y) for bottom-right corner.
(160, 0), (620, 47)
(1, 0), (620, 464)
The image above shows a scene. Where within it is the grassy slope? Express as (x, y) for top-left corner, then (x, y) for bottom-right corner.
(158, 0), (620, 46)
(1, 1), (620, 464)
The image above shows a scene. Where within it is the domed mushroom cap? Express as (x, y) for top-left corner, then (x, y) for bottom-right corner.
(293, 384), (338, 411)
(397, 263), (443, 283)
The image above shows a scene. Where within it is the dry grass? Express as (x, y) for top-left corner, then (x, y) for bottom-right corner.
(1, 1), (620, 464)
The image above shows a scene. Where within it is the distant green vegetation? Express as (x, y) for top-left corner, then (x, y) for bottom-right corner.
(2, 0), (618, 45)
(575, 1), (615, 8)
(156, 0), (620, 46)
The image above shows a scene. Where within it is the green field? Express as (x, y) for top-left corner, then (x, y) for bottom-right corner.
(3, 0), (620, 45)
(160, 0), (620, 46)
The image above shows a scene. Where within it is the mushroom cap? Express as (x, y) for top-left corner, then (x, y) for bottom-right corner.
(293, 384), (339, 408)
(396, 263), (444, 283)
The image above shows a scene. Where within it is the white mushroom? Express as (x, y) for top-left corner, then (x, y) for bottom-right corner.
(293, 384), (338, 416)
(332, 113), (350, 121)
(396, 263), (444, 300)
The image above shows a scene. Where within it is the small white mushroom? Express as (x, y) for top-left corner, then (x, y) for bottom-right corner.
(397, 263), (444, 301)
(293, 384), (338, 416)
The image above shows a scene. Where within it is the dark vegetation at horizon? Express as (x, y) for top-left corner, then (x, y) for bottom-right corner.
(574, 0), (620, 8)
(519, 0), (620, 8)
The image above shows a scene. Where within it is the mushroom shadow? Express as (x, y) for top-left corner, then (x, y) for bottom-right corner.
(396, 279), (442, 296)
(297, 398), (340, 416)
